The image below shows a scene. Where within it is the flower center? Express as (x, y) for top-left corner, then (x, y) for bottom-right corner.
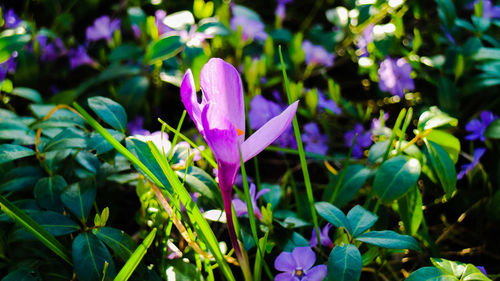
(236, 127), (244, 136)
(294, 267), (304, 278)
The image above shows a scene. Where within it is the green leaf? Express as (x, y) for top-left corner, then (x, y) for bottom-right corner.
(485, 119), (500, 138)
(11, 87), (42, 103)
(34, 176), (67, 212)
(97, 64), (141, 82)
(261, 183), (282, 210)
(331, 165), (370, 208)
(145, 35), (183, 64)
(164, 259), (204, 281)
(425, 140), (457, 198)
(60, 178), (96, 222)
(405, 267), (456, 281)
(117, 76), (149, 110)
(346, 205), (378, 238)
(175, 166), (222, 208)
(368, 141), (389, 164)
(72, 232), (116, 281)
(0, 166), (43, 193)
(196, 21), (230, 36)
(109, 44), (144, 62)
(2, 267), (41, 281)
(435, 0), (456, 28)
(0, 144), (35, 164)
(0, 119), (35, 144)
(75, 151), (101, 174)
(372, 156), (421, 203)
(88, 96), (127, 132)
(114, 228), (156, 281)
(327, 244), (362, 281)
(95, 227), (137, 260)
(425, 130), (460, 163)
(315, 202), (351, 233)
(88, 129), (125, 155)
(0, 34), (31, 63)
(397, 186), (423, 235)
(355, 230), (421, 251)
(12, 211), (80, 239)
(472, 47), (500, 61)
(0, 194), (72, 265)
(462, 264), (491, 281)
(431, 258), (466, 278)
(417, 106), (458, 131)
(43, 128), (87, 152)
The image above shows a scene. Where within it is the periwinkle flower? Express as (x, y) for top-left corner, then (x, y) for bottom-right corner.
(465, 111), (498, 142)
(274, 247), (327, 281)
(68, 45), (95, 69)
(155, 10), (172, 36)
(131, 24), (142, 39)
(476, 266), (488, 277)
(275, 0), (294, 22)
(317, 89), (341, 114)
(378, 57), (415, 97)
(309, 224), (334, 248)
(180, 58), (298, 256)
(302, 122), (328, 155)
(457, 148), (486, 180)
(473, 0), (500, 19)
(128, 116), (151, 136)
(357, 24), (374, 57)
(232, 183), (269, 220)
(230, 15), (268, 41)
(36, 35), (66, 62)
(344, 124), (372, 158)
(178, 25), (213, 48)
(3, 8), (21, 29)
(86, 15), (120, 42)
(302, 40), (335, 67)
(0, 56), (16, 81)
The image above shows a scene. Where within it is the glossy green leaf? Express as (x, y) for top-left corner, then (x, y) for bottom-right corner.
(462, 264), (491, 281)
(368, 141), (389, 164)
(0, 34), (31, 63)
(405, 267), (456, 281)
(117, 76), (149, 110)
(327, 244), (362, 281)
(0, 166), (43, 193)
(373, 156), (421, 203)
(97, 64), (141, 82)
(176, 166), (222, 207)
(485, 119), (500, 138)
(431, 258), (466, 278)
(417, 106), (458, 131)
(88, 129), (125, 154)
(76, 151), (101, 174)
(397, 186), (423, 235)
(0, 194), (72, 265)
(72, 232), (116, 281)
(95, 227), (137, 260)
(0, 119), (36, 144)
(425, 140), (456, 198)
(11, 87), (42, 103)
(346, 205), (378, 238)
(13, 211), (79, 239)
(43, 128), (87, 152)
(2, 267), (41, 281)
(355, 230), (421, 251)
(331, 165), (370, 208)
(145, 35), (183, 64)
(109, 44), (143, 62)
(315, 202), (351, 233)
(425, 130), (460, 163)
(0, 144), (35, 164)
(114, 228), (156, 281)
(34, 176), (67, 212)
(88, 96), (127, 132)
(261, 183), (282, 210)
(60, 178), (96, 222)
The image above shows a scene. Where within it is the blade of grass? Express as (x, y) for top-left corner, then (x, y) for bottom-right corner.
(396, 107), (413, 153)
(73, 102), (235, 281)
(329, 134), (357, 203)
(114, 228), (157, 281)
(168, 110), (187, 160)
(279, 45), (321, 244)
(383, 108), (407, 161)
(0, 194), (72, 265)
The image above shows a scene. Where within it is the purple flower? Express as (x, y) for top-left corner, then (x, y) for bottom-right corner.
(457, 148), (486, 180)
(3, 8), (21, 29)
(317, 90), (341, 114)
(68, 45), (95, 69)
(131, 24), (142, 39)
(155, 10), (172, 36)
(344, 124), (372, 158)
(275, 0), (294, 22)
(180, 58), (298, 257)
(378, 57), (415, 97)
(357, 24), (374, 57)
(230, 15), (268, 41)
(178, 25), (213, 48)
(465, 111), (498, 142)
(474, 0), (500, 19)
(302, 40), (335, 67)
(302, 122), (328, 155)
(128, 116), (151, 136)
(0, 56), (16, 81)
(274, 247), (327, 281)
(309, 224), (334, 248)
(86, 15), (120, 42)
(36, 35), (66, 62)
(476, 266), (488, 276)
(232, 183), (269, 220)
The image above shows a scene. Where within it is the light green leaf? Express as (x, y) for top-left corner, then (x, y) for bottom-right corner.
(373, 156), (421, 203)
(88, 96), (127, 132)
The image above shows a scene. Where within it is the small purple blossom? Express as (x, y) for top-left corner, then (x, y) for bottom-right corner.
(0, 56), (16, 81)
(230, 15), (268, 41)
(317, 90), (341, 114)
(275, 0), (294, 22)
(378, 57), (415, 97)
(465, 111), (498, 142)
(310, 224), (334, 248)
(302, 40), (335, 67)
(178, 25), (213, 48)
(128, 116), (151, 136)
(274, 247), (327, 281)
(131, 24), (141, 39)
(3, 8), (21, 29)
(232, 183), (269, 220)
(36, 35), (66, 62)
(344, 124), (372, 158)
(476, 266), (488, 277)
(155, 10), (172, 36)
(86, 15), (120, 42)
(457, 148), (486, 180)
(302, 122), (328, 155)
(474, 0), (500, 19)
(68, 45), (95, 69)
(357, 24), (374, 57)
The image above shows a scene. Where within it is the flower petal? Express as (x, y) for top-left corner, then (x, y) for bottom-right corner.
(274, 251), (297, 272)
(200, 58), (245, 138)
(181, 69), (206, 137)
(274, 272), (296, 281)
(241, 101), (298, 162)
(232, 198), (248, 217)
(292, 247), (316, 270)
(305, 264), (327, 281)
(201, 103), (239, 166)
